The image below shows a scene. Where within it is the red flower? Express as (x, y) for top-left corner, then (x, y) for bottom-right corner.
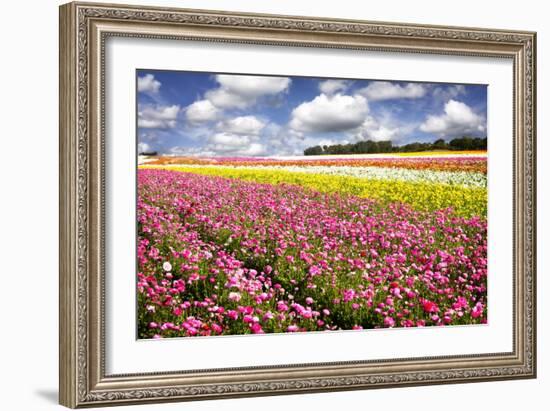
(422, 300), (439, 313)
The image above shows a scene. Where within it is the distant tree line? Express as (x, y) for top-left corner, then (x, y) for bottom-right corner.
(139, 151), (158, 156)
(303, 137), (487, 156)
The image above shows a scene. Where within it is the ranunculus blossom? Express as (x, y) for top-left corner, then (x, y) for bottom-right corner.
(384, 317), (395, 327)
(228, 291), (242, 302)
(422, 300), (439, 313)
(162, 261), (172, 272)
(471, 302), (484, 318)
(250, 323), (264, 334)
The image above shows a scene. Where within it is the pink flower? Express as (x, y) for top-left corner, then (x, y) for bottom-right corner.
(384, 317), (395, 327)
(226, 310), (239, 320)
(343, 289), (356, 302)
(452, 296), (468, 310)
(287, 325), (299, 332)
(471, 302), (484, 318)
(277, 302), (289, 312)
(162, 261), (172, 272)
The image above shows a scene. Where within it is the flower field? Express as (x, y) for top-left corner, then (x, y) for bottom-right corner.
(137, 154), (487, 338)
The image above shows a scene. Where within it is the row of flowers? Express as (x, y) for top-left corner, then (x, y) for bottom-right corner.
(137, 169), (487, 338)
(146, 155), (487, 174)
(159, 164), (487, 188)
(142, 165), (487, 218)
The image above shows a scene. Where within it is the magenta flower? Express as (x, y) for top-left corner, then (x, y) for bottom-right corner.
(384, 317), (395, 327)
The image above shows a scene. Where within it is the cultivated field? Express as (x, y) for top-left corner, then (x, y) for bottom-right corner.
(137, 152), (487, 338)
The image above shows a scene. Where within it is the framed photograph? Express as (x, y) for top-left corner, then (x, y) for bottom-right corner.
(59, 1), (537, 408)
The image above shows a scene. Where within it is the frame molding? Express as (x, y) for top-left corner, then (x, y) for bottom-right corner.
(59, 2), (536, 408)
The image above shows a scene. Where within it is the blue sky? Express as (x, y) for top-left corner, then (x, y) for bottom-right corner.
(137, 69), (487, 157)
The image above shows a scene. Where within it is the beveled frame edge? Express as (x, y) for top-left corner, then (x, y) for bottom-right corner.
(59, 1), (536, 408)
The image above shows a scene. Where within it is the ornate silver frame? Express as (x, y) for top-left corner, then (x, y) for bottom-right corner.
(59, 2), (536, 408)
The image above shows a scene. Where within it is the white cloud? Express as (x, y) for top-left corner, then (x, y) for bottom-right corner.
(353, 116), (402, 142)
(137, 74), (161, 94)
(205, 89), (250, 110)
(289, 93), (369, 133)
(177, 133), (267, 157)
(358, 81), (426, 101)
(205, 75), (291, 109)
(185, 100), (220, 124)
(420, 99), (485, 137)
(216, 116), (265, 135)
(432, 84), (466, 101)
(230, 143), (267, 157)
(138, 105), (180, 129)
(137, 142), (151, 153)
(209, 132), (252, 148)
(168, 146), (198, 156)
(319, 80), (350, 95)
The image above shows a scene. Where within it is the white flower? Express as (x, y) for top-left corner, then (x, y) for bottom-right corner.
(228, 292), (242, 302)
(162, 261), (172, 272)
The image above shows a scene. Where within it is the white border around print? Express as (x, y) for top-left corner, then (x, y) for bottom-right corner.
(105, 36), (513, 375)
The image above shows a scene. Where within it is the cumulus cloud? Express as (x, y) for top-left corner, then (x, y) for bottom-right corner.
(209, 132), (253, 148)
(432, 84), (466, 101)
(240, 143), (267, 156)
(171, 129), (268, 157)
(420, 99), (485, 137)
(289, 93), (369, 133)
(137, 142), (151, 153)
(185, 100), (220, 124)
(205, 75), (291, 109)
(358, 81), (426, 101)
(138, 105), (180, 129)
(219, 142), (267, 157)
(216, 116), (265, 136)
(180, 133), (268, 157)
(137, 74), (161, 94)
(319, 79), (351, 95)
(354, 116), (402, 142)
